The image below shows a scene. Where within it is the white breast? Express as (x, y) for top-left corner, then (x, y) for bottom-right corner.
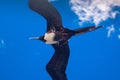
(44, 32), (58, 44)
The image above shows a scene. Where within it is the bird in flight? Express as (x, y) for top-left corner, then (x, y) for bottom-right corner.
(29, 0), (103, 80)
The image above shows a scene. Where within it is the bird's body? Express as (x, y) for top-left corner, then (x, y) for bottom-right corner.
(44, 32), (57, 44)
(29, 0), (103, 80)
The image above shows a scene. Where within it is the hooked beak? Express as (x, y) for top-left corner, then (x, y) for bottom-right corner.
(29, 37), (40, 40)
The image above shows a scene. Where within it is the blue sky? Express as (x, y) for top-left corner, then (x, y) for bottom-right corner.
(0, 0), (120, 80)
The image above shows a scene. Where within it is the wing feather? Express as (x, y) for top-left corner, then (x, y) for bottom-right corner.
(29, 0), (63, 31)
(51, 42), (70, 71)
(46, 43), (69, 79)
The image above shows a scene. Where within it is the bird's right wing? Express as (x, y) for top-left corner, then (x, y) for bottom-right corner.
(46, 43), (70, 79)
(51, 42), (70, 72)
(29, 0), (63, 31)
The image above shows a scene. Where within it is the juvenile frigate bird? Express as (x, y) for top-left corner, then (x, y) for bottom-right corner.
(29, 0), (103, 80)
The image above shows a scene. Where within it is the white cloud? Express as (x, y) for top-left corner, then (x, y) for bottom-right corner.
(70, 0), (120, 25)
(106, 25), (115, 38)
(118, 28), (120, 39)
(0, 39), (5, 48)
(118, 34), (120, 39)
(48, 0), (57, 2)
(1, 40), (5, 45)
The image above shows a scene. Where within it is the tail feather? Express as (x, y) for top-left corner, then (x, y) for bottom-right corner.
(74, 26), (103, 35)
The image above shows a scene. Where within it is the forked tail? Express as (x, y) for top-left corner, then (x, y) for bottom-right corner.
(73, 26), (103, 35)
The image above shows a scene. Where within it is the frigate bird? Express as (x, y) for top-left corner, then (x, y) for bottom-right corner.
(29, 0), (103, 80)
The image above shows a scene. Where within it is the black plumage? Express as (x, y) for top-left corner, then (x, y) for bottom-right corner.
(29, 0), (103, 80)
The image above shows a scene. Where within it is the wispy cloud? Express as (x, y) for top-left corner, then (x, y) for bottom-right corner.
(0, 39), (5, 48)
(70, 0), (120, 25)
(118, 28), (120, 39)
(118, 35), (120, 39)
(48, 0), (58, 2)
(107, 25), (115, 38)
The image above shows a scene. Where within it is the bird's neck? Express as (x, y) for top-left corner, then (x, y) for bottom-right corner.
(44, 32), (58, 44)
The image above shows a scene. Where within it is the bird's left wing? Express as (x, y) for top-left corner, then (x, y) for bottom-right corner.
(29, 0), (64, 31)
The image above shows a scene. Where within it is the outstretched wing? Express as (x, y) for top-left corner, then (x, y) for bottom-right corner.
(46, 42), (70, 80)
(29, 0), (63, 31)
